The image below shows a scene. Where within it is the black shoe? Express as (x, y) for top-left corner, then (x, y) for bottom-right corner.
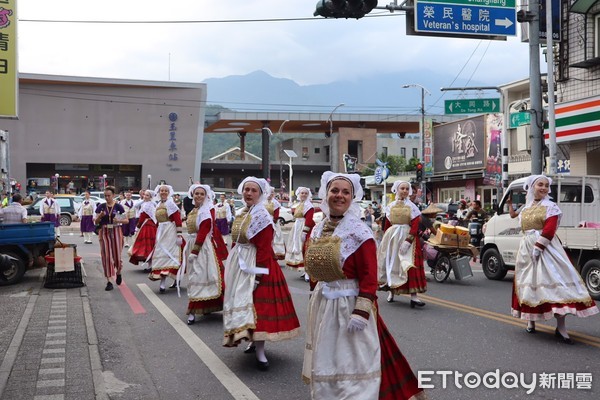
(116, 274), (122, 286)
(256, 360), (269, 371)
(410, 300), (426, 308)
(170, 282), (177, 289)
(555, 328), (574, 345)
(159, 287), (166, 294)
(105, 282), (114, 291)
(525, 327), (536, 334)
(143, 267), (151, 273)
(244, 344), (256, 354)
(187, 317), (195, 325)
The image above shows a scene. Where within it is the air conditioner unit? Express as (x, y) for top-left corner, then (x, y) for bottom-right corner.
(516, 126), (530, 152)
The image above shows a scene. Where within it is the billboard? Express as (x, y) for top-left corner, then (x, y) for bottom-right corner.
(0, 0), (17, 118)
(433, 115), (486, 173)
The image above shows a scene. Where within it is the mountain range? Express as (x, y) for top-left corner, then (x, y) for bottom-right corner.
(202, 69), (496, 115)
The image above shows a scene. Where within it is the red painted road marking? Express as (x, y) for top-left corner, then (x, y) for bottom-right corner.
(118, 282), (146, 314)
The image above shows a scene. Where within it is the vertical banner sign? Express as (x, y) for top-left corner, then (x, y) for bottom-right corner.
(167, 112), (180, 171)
(0, 0), (17, 118)
(423, 118), (433, 176)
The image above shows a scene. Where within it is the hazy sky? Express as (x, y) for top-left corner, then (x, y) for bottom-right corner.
(19, 0), (532, 87)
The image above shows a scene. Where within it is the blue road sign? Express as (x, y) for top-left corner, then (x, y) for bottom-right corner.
(415, 2), (517, 37)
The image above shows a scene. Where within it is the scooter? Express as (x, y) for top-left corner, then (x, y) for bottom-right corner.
(468, 218), (484, 251)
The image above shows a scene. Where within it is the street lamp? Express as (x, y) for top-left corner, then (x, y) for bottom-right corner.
(327, 103), (345, 137)
(327, 103), (345, 172)
(402, 84), (430, 202)
(277, 120), (290, 197)
(102, 174), (107, 190)
(283, 149), (298, 202)
(147, 174), (152, 189)
(54, 173), (59, 193)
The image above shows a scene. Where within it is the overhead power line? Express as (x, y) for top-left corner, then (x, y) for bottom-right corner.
(19, 13), (404, 24)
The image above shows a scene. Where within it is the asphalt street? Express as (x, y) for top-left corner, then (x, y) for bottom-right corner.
(1, 223), (599, 400)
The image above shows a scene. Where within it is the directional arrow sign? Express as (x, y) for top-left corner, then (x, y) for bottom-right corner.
(445, 98), (501, 114)
(415, 1), (517, 37)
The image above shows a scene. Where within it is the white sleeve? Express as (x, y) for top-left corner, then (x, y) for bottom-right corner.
(39, 201), (45, 216)
(227, 205), (232, 220)
(55, 202), (61, 215)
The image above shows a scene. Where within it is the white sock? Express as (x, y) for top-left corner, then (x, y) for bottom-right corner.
(556, 315), (568, 337)
(527, 321), (535, 330)
(160, 276), (166, 290)
(254, 341), (267, 363)
(411, 293), (419, 301)
(188, 314), (195, 322)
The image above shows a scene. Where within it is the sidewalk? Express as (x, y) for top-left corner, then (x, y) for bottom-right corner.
(0, 278), (106, 400)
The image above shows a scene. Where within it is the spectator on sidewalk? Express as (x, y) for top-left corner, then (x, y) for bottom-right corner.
(0, 194), (28, 224)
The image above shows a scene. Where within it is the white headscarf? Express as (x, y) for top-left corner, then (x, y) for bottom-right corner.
(237, 177), (271, 204)
(234, 177), (273, 240)
(524, 175), (553, 206)
(267, 187), (281, 210)
(318, 171), (363, 218)
(188, 184), (214, 210)
(391, 180), (413, 198)
(520, 174), (561, 224)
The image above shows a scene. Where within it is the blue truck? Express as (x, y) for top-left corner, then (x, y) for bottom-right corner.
(0, 222), (55, 285)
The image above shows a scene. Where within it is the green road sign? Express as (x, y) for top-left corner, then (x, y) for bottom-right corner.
(444, 98), (501, 114)
(509, 112), (531, 128)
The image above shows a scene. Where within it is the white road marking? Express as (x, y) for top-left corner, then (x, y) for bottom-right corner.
(137, 283), (260, 400)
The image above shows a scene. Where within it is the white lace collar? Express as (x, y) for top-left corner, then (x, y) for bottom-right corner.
(158, 197), (180, 216)
(519, 198), (562, 225)
(301, 199), (313, 216)
(140, 201), (157, 224)
(311, 213), (373, 267)
(239, 203), (273, 240)
(196, 203), (213, 231)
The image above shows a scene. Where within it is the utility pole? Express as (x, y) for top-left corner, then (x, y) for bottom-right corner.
(519, 1), (543, 174)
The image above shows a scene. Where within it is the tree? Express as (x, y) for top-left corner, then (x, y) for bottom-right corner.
(361, 153), (408, 176)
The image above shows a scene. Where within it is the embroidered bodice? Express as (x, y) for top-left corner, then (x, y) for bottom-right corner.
(305, 221), (347, 282)
(520, 205), (547, 231)
(156, 204), (169, 223)
(187, 208), (199, 234)
(389, 202), (412, 225)
(231, 210), (252, 244)
(293, 202), (305, 219)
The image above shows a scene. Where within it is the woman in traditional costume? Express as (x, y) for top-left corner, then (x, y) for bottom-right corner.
(285, 187), (315, 281)
(78, 191), (96, 244)
(223, 177), (300, 371)
(129, 189), (157, 272)
(215, 193), (232, 237)
(377, 181), (426, 306)
(302, 171), (425, 400)
(180, 184), (227, 325)
(265, 188), (286, 260)
(148, 184), (184, 293)
(95, 186), (128, 291)
(507, 175), (598, 343)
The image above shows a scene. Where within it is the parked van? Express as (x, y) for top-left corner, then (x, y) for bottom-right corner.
(481, 175), (600, 299)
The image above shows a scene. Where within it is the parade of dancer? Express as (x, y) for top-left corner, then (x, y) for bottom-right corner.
(302, 171), (425, 400)
(148, 184), (184, 293)
(77, 190), (96, 244)
(377, 180), (427, 306)
(181, 184), (227, 325)
(129, 189), (157, 273)
(223, 177), (300, 371)
(285, 187), (315, 281)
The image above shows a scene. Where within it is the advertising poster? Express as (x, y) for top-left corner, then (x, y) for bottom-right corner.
(484, 113), (503, 186)
(0, 0), (17, 118)
(433, 116), (486, 173)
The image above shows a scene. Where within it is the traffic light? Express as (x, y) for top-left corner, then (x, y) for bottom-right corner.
(416, 162), (423, 182)
(314, 0), (378, 19)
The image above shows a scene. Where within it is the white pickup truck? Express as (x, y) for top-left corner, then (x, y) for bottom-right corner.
(481, 175), (600, 300)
